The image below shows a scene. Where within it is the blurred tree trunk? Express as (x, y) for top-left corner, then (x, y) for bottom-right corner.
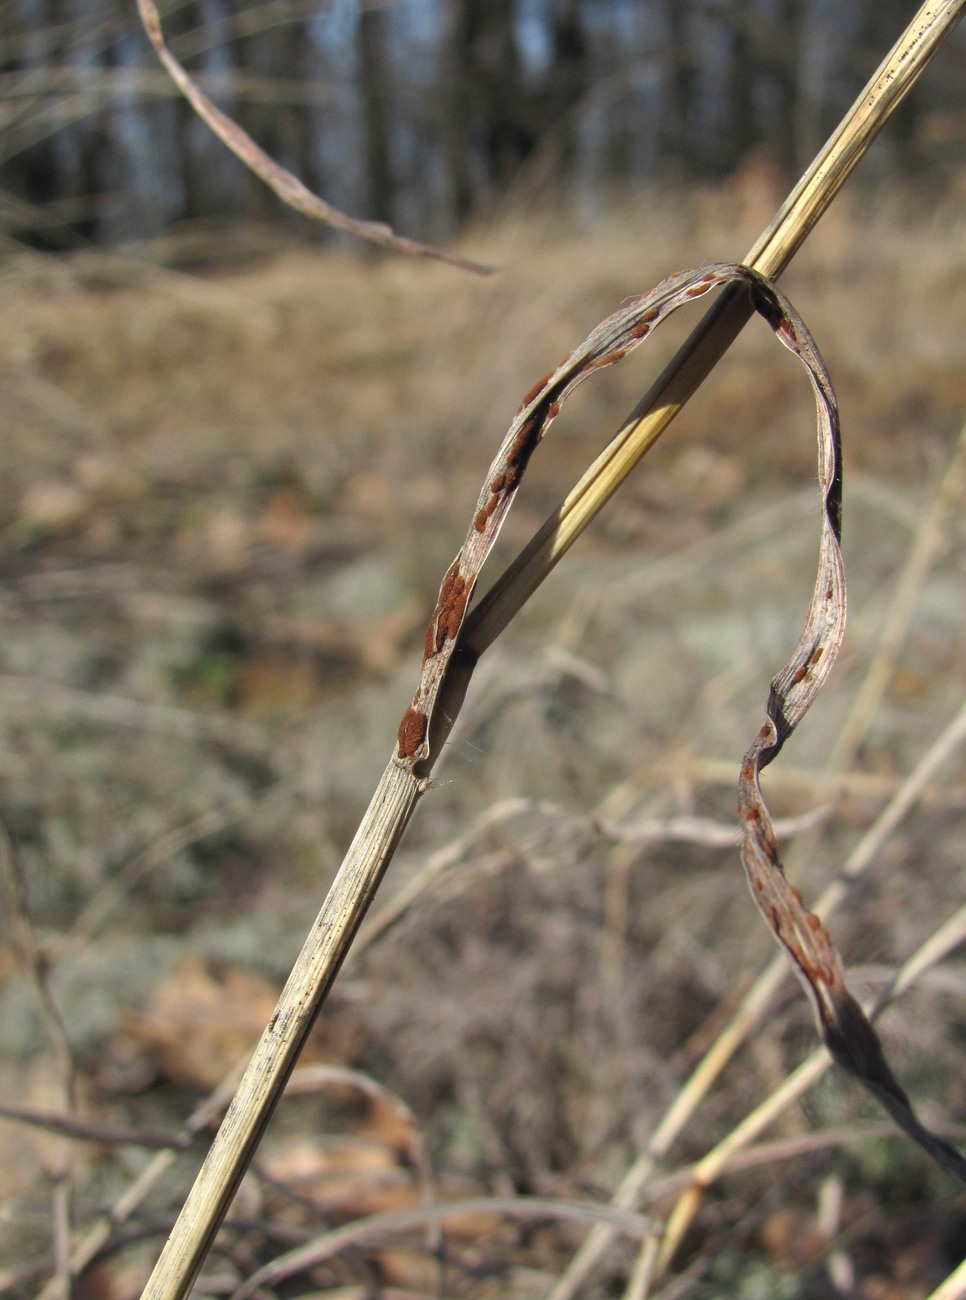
(180, 0), (241, 224)
(778, 0), (805, 171)
(725, 0), (758, 174)
(235, 6), (315, 223)
(659, 0), (698, 176)
(758, 0), (805, 174)
(438, 0), (531, 222)
(472, 0), (529, 192)
(436, 0), (472, 225)
(358, 0), (394, 225)
(545, 0), (590, 173)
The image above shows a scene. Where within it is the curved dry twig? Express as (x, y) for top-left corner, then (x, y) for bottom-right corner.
(229, 1195), (655, 1300)
(0, 1103), (193, 1151)
(135, 0), (492, 276)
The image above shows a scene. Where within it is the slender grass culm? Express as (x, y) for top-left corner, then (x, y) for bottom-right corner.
(38, 2), (961, 1297)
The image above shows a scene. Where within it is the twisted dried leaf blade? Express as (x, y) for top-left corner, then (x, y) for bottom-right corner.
(734, 294), (966, 1183)
(403, 260), (966, 1183)
(402, 266), (784, 770)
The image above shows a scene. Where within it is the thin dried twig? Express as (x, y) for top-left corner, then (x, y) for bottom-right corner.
(0, 1104), (194, 1151)
(276, 1063), (441, 1262)
(833, 415), (966, 761)
(645, 1119), (966, 1205)
(36, 1065), (245, 1300)
(70, 778), (295, 943)
(690, 756), (966, 808)
(0, 671), (267, 746)
(0, 816), (78, 1299)
(0, 824), (76, 1109)
(228, 1196), (656, 1300)
(353, 797), (557, 954)
(135, 0), (492, 276)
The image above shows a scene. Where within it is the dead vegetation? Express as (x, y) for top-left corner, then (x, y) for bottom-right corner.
(0, 174), (965, 1297)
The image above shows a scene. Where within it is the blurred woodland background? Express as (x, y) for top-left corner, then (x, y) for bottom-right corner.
(0, 3), (965, 1298)
(1, 0), (964, 249)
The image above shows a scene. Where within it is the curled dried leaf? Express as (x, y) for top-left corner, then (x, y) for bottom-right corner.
(398, 261), (966, 1181)
(736, 290), (966, 1183)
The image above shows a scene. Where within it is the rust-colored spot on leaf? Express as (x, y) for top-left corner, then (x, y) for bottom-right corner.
(397, 706), (427, 760)
(810, 646), (824, 665)
(517, 370), (555, 413)
(474, 508), (489, 533)
(597, 347), (626, 366)
(801, 952), (834, 987)
(439, 562), (462, 602)
(434, 563), (470, 650)
(791, 665), (808, 685)
(506, 414), (541, 482)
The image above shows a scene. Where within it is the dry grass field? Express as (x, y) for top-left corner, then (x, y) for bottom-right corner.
(0, 175), (964, 1297)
